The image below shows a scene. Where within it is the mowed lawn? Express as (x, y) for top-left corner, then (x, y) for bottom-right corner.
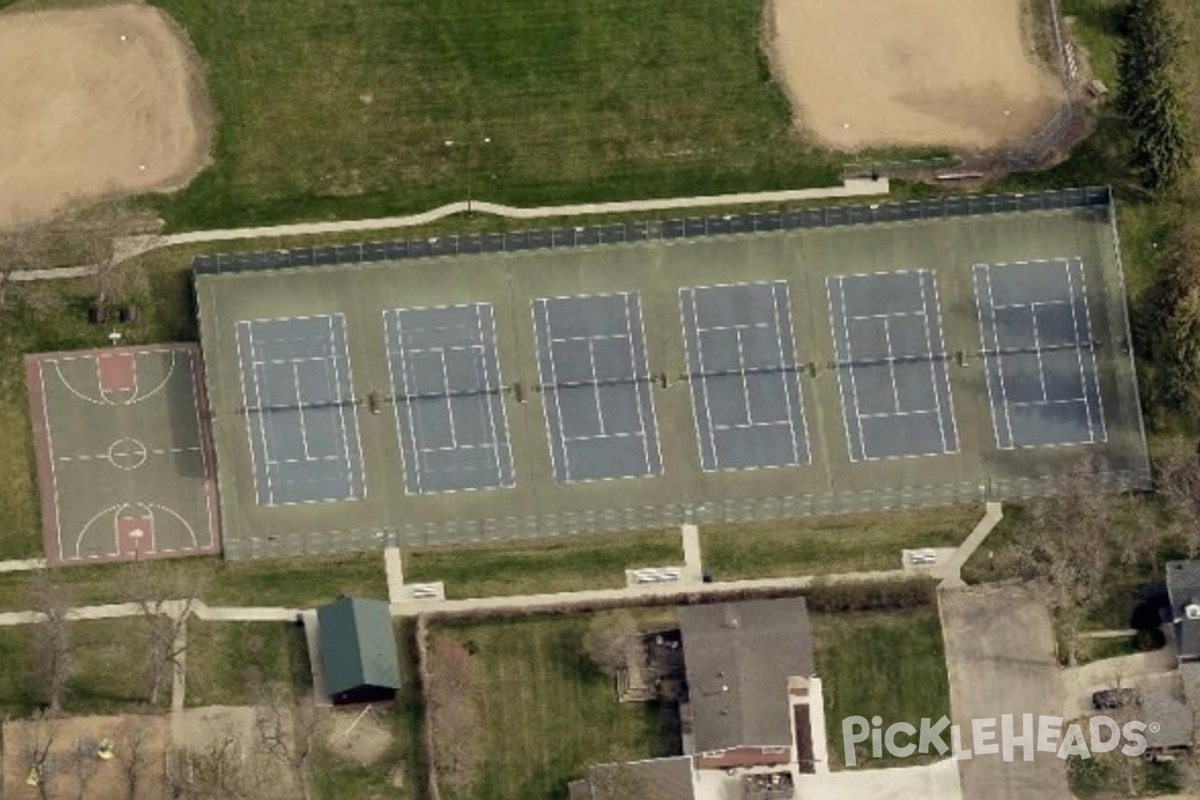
(812, 609), (951, 769)
(185, 621), (311, 706)
(403, 529), (682, 598)
(151, 0), (840, 229)
(701, 505), (981, 580)
(434, 614), (680, 800)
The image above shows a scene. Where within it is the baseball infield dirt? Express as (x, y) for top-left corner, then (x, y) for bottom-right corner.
(769, 0), (1067, 151)
(0, 3), (211, 229)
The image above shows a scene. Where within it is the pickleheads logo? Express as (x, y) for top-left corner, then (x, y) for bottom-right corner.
(841, 715), (1151, 767)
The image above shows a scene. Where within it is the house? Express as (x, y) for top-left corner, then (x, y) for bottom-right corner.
(1165, 560), (1200, 664)
(677, 597), (814, 769)
(570, 598), (818, 800)
(316, 597), (401, 705)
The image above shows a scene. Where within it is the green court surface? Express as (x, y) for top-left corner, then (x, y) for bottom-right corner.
(195, 196), (1149, 558)
(25, 344), (220, 564)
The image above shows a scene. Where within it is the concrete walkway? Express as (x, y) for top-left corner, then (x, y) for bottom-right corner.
(680, 524), (703, 584)
(11, 179), (889, 282)
(384, 547), (405, 603)
(388, 568), (910, 618)
(937, 502), (1004, 587)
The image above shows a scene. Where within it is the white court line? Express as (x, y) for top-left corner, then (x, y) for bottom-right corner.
(917, 272), (949, 453)
(972, 266), (1005, 451)
(859, 409), (939, 419)
(586, 339), (608, 436)
(836, 276), (869, 461)
(1029, 303), (1050, 403)
(992, 299), (1071, 310)
(550, 332), (630, 344)
(1063, 262), (1094, 442)
(292, 363), (312, 460)
(563, 431), (644, 443)
(849, 310), (927, 321)
(881, 318), (902, 413)
(476, 303), (510, 487)
(825, 279), (856, 464)
(624, 292), (656, 475)
(535, 299), (574, 481)
(241, 323), (277, 504)
(37, 364), (67, 559)
(326, 314), (362, 499)
(712, 420), (795, 431)
(1010, 398), (1088, 408)
(634, 292), (665, 476)
(983, 267), (1017, 449)
(382, 310), (414, 494)
(684, 288), (721, 470)
(391, 312), (426, 493)
(695, 322), (772, 334)
(437, 350), (460, 448)
(928, 271), (960, 453)
(734, 329), (755, 426)
(771, 281), (806, 464)
(252, 355), (333, 367)
(1074, 258), (1109, 442)
(403, 343), (486, 356)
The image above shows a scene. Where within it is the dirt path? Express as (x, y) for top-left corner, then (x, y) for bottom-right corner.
(769, 0), (1066, 150)
(0, 3), (211, 229)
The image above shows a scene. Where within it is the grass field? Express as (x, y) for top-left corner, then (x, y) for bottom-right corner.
(185, 620), (310, 706)
(811, 609), (951, 769)
(433, 613), (679, 800)
(701, 505), (981, 580)
(403, 529), (681, 598)
(148, 0), (844, 229)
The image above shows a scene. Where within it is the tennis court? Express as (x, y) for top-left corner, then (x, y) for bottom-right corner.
(532, 292), (662, 483)
(827, 270), (959, 461)
(384, 303), (515, 493)
(973, 259), (1106, 449)
(193, 190), (1151, 557)
(235, 314), (365, 505)
(679, 281), (810, 471)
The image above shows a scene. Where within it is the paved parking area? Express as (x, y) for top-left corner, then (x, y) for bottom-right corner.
(939, 585), (1070, 800)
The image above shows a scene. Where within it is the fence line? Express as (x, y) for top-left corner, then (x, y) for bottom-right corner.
(193, 187), (1112, 277)
(222, 468), (1151, 559)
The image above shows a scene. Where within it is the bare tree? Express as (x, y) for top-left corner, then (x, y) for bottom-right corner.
(25, 570), (75, 713)
(254, 689), (322, 800)
(20, 716), (60, 800)
(66, 736), (101, 800)
(120, 722), (156, 800)
(182, 727), (265, 800)
(426, 635), (483, 790)
(129, 566), (207, 706)
(1158, 448), (1200, 557)
(582, 610), (640, 676)
(66, 200), (140, 307)
(1022, 459), (1116, 665)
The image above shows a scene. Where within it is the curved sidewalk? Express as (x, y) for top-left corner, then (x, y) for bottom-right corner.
(11, 178), (889, 282)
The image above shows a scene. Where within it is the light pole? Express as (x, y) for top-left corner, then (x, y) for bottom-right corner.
(445, 136), (491, 213)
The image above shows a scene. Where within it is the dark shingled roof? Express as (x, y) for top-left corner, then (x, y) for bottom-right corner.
(1166, 561), (1200, 659)
(678, 598), (812, 753)
(317, 597), (401, 697)
(568, 757), (695, 800)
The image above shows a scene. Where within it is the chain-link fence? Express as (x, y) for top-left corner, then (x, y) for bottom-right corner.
(193, 187), (1111, 277)
(221, 468), (1150, 559)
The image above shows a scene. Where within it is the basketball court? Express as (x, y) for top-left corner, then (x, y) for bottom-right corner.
(25, 344), (220, 564)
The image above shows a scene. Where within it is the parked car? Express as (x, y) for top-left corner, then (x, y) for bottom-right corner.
(1092, 688), (1141, 710)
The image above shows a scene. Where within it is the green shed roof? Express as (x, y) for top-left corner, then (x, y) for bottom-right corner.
(317, 597), (401, 697)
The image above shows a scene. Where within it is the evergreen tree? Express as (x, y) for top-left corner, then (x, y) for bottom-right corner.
(1118, 0), (1192, 191)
